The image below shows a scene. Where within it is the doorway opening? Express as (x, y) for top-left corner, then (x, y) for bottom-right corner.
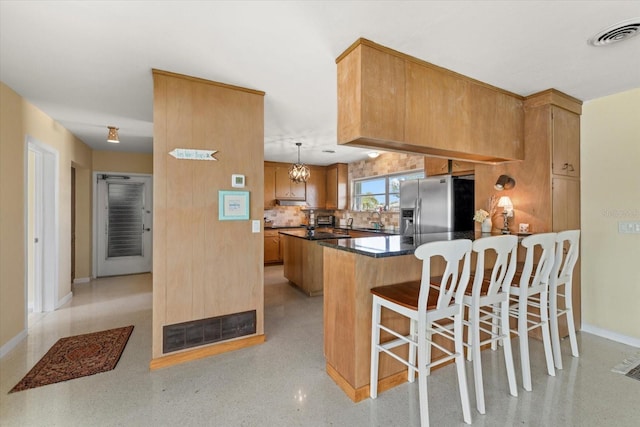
(93, 173), (153, 277)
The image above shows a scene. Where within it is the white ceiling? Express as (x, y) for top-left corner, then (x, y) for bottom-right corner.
(1, 1), (639, 166)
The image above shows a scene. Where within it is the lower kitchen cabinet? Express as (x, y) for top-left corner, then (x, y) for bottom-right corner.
(264, 229), (281, 264)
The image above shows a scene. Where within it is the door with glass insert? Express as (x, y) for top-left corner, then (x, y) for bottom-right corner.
(97, 175), (152, 277)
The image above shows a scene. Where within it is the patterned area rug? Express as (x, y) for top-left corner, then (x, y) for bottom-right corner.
(10, 325), (134, 393)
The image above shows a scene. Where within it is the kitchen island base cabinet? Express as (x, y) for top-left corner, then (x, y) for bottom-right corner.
(323, 246), (451, 402)
(281, 234), (324, 296)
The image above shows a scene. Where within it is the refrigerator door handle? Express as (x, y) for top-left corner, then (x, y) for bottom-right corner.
(416, 198), (421, 233)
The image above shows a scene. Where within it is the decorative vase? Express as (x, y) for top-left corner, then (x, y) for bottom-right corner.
(481, 218), (492, 233)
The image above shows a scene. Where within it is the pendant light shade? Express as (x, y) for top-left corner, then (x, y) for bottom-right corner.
(107, 126), (120, 143)
(288, 142), (310, 183)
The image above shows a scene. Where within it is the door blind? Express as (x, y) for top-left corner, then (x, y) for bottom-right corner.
(107, 182), (144, 258)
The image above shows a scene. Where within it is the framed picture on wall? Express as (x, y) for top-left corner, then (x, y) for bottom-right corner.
(219, 190), (250, 220)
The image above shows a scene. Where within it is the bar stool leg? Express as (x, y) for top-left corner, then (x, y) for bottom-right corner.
(370, 299), (382, 398)
(501, 299), (518, 397)
(540, 288), (556, 377)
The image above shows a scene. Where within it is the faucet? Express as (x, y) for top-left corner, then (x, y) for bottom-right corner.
(370, 210), (384, 229)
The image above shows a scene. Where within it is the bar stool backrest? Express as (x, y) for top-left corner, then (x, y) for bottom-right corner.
(551, 230), (580, 284)
(472, 235), (518, 298)
(414, 239), (472, 311)
(519, 233), (557, 289)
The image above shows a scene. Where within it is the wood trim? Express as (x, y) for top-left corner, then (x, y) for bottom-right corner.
(152, 69), (266, 96)
(524, 89), (583, 115)
(149, 334), (265, 370)
(326, 362), (409, 403)
(336, 38), (524, 100)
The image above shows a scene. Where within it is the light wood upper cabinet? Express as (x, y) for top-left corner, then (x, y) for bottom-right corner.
(264, 165), (276, 208)
(336, 38), (524, 162)
(274, 166), (306, 200)
(467, 81), (524, 161)
(338, 42), (405, 145)
(552, 106), (580, 177)
(326, 163), (348, 210)
(405, 62), (470, 154)
(305, 166), (327, 208)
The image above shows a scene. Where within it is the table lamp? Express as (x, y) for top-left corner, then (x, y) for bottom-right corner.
(498, 196), (514, 234)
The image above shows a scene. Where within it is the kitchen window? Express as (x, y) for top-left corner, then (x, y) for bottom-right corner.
(352, 170), (425, 211)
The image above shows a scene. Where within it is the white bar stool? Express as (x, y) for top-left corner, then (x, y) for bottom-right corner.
(464, 235), (519, 414)
(369, 239), (473, 426)
(509, 232), (557, 392)
(549, 229), (581, 369)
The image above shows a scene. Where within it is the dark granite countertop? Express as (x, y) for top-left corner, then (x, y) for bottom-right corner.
(264, 224), (306, 229)
(278, 229), (354, 241)
(332, 226), (401, 235)
(318, 231), (479, 258)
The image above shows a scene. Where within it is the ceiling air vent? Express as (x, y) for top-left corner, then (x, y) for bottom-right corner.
(588, 18), (640, 46)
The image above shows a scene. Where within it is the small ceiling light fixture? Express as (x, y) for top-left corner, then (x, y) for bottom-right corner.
(494, 174), (516, 191)
(288, 142), (310, 183)
(368, 151), (380, 158)
(107, 126), (120, 143)
(588, 18), (640, 47)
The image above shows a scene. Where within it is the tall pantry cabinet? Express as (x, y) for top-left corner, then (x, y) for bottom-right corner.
(524, 89), (582, 233)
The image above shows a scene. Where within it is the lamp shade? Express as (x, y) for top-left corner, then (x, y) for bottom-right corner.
(498, 196), (513, 211)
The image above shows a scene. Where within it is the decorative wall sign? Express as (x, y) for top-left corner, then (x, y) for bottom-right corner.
(219, 191), (250, 220)
(169, 148), (218, 161)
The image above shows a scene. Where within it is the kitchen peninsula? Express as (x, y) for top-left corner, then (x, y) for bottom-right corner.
(318, 231), (476, 402)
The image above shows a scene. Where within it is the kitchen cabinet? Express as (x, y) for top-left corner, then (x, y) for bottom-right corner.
(424, 157), (475, 176)
(281, 234), (324, 296)
(275, 166), (306, 200)
(305, 166), (327, 208)
(552, 177), (580, 231)
(337, 41), (405, 146)
(264, 229), (281, 263)
(326, 163), (348, 210)
(337, 38), (524, 163)
(551, 106), (580, 177)
(264, 161), (306, 205)
(264, 165), (276, 209)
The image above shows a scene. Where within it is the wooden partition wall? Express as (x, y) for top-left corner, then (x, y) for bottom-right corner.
(151, 70), (265, 367)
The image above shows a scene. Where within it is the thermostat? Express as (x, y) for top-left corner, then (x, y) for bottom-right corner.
(231, 174), (245, 188)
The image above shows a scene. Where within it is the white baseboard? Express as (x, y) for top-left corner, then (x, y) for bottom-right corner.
(0, 329), (27, 359)
(56, 291), (73, 309)
(73, 277), (91, 284)
(581, 323), (640, 348)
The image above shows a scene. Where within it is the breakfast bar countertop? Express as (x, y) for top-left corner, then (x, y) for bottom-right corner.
(318, 230), (479, 258)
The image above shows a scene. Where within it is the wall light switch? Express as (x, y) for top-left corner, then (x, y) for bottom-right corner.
(618, 221), (640, 234)
(251, 220), (261, 233)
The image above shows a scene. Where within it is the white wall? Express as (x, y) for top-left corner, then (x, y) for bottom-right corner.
(581, 88), (640, 344)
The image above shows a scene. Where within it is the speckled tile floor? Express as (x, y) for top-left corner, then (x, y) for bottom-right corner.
(1, 266), (639, 426)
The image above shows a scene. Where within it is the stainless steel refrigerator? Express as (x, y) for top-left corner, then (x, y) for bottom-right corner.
(400, 175), (474, 234)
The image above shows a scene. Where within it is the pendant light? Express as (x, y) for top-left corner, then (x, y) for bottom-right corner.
(107, 126), (120, 143)
(288, 142), (310, 183)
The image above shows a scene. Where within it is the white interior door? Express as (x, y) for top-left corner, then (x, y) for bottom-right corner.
(96, 174), (152, 277)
